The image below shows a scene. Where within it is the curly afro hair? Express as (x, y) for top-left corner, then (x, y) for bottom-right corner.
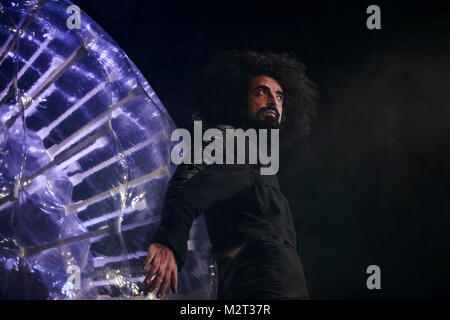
(188, 50), (318, 149)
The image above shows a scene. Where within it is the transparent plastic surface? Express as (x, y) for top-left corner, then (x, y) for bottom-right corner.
(0, 0), (217, 299)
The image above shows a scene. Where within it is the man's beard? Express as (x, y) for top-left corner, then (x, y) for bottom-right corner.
(233, 106), (282, 130)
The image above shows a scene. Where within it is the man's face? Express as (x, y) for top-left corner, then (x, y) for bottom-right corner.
(245, 75), (283, 128)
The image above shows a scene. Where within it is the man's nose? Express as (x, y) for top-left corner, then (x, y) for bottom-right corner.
(267, 101), (278, 110)
(266, 92), (278, 107)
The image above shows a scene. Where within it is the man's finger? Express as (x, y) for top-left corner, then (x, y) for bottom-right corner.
(144, 270), (155, 285)
(143, 247), (156, 271)
(158, 258), (168, 276)
(170, 269), (178, 293)
(157, 273), (171, 298)
(148, 258), (161, 276)
(149, 272), (163, 292)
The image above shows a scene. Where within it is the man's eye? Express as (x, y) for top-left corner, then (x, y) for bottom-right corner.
(277, 95), (283, 101)
(256, 89), (265, 95)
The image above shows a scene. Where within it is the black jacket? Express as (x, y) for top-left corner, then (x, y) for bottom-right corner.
(151, 126), (300, 272)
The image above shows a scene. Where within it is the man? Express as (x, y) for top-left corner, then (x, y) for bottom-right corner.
(143, 50), (318, 299)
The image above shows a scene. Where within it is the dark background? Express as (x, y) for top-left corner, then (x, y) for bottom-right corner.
(72, 0), (450, 298)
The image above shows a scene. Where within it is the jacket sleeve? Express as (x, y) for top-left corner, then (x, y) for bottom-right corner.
(150, 163), (254, 271)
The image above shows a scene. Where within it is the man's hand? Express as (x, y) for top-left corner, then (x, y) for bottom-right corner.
(143, 243), (178, 298)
